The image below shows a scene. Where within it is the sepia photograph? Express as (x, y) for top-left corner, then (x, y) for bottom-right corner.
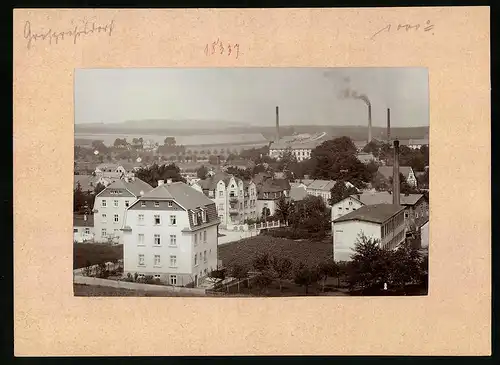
(73, 67), (429, 297)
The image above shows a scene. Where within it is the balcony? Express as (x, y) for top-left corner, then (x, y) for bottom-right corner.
(229, 196), (239, 204)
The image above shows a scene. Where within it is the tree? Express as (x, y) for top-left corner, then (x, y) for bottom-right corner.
(91, 140), (108, 153)
(229, 264), (248, 293)
(372, 171), (391, 191)
(275, 196), (293, 223)
(135, 163), (186, 187)
(164, 137), (176, 147)
(417, 169), (429, 189)
(261, 207), (271, 221)
(277, 147), (297, 172)
(208, 155), (219, 165)
(388, 242), (424, 292)
(310, 137), (371, 188)
(225, 166), (252, 180)
(293, 263), (320, 294)
(347, 233), (392, 292)
(254, 273), (273, 295)
(252, 252), (271, 272)
(94, 182), (106, 196)
(317, 259), (338, 292)
(328, 180), (358, 206)
(226, 153), (238, 162)
(196, 165), (209, 179)
(270, 256), (293, 292)
(73, 182), (85, 212)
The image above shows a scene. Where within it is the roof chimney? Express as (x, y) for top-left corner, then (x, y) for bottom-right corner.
(393, 140), (400, 206)
(387, 108), (391, 141)
(275, 106), (280, 142)
(368, 103), (372, 143)
(158, 180), (164, 186)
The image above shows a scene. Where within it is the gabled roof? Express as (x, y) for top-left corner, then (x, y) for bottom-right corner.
(377, 166), (414, 180)
(352, 191), (424, 206)
(333, 204), (405, 224)
(74, 214), (94, 227)
(103, 178), (153, 197)
(140, 182), (215, 210)
(197, 172), (241, 191)
(306, 179), (336, 191)
(258, 178), (291, 194)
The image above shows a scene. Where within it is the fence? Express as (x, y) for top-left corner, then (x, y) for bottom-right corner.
(73, 261), (123, 276)
(227, 220), (288, 232)
(74, 276), (207, 295)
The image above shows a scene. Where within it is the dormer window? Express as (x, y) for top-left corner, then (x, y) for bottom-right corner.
(201, 208), (207, 223)
(192, 210), (198, 225)
(264, 192), (269, 199)
(141, 201), (146, 207)
(168, 201), (173, 207)
(154, 201), (160, 208)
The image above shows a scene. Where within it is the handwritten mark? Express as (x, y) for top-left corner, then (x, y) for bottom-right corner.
(204, 38), (240, 59)
(370, 20), (435, 40)
(24, 18), (115, 50)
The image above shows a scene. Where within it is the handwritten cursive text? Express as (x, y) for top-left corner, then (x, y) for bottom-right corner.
(370, 20), (434, 40)
(24, 18), (115, 50)
(204, 38), (240, 59)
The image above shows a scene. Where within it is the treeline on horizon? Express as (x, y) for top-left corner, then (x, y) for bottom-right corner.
(75, 124), (429, 141)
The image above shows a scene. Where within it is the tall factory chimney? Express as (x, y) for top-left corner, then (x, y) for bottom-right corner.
(387, 108), (391, 141)
(392, 139), (400, 206)
(368, 104), (372, 143)
(275, 106), (280, 142)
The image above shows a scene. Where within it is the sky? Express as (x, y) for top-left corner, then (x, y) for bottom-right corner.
(75, 68), (429, 127)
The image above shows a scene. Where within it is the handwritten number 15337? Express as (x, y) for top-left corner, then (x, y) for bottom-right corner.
(204, 39), (240, 59)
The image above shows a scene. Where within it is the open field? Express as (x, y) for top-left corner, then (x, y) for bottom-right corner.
(74, 243), (123, 269)
(218, 235), (333, 271)
(74, 284), (206, 297)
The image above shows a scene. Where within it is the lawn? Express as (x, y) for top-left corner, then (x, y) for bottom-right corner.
(74, 284), (205, 297)
(73, 243), (123, 269)
(217, 235), (333, 271)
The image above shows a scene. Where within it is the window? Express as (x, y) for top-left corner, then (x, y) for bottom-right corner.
(169, 275), (177, 285)
(125, 200), (130, 208)
(201, 209), (207, 222)
(141, 201), (146, 207)
(154, 201), (160, 208)
(415, 212), (419, 218)
(194, 234), (198, 246)
(154, 255), (161, 267)
(114, 214), (119, 223)
(138, 254), (145, 266)
(219, 191), (223, 197)
(138, 214), (144, 224)
(264, 193), (269, 199)
(73, 228), (78, 233)
(168, 201), (173, 207)
(154, 274), (161, 279)
(170, 234), (177, 247)
(194, 253), (198, 266)
(404, 212), (409, 218)
(101, 213), (107, 222)
(208, 190), (214, 198)
(101, 228), (107, 237)
(84, 228), (90, 234)
(203, 230), (207, 242)
(170, 215), (176, 225)
(101, 200), (107, 207)
(204, 251), (207, 262)
(349, 201), (353, 206)
(154, 234), (161, 246)
(154, 214), (161, 225)
(193, 212), (198, 225)
(138, 233), (145, 246)
(170, 255), (177, 267)
(218, 204), (224, 211)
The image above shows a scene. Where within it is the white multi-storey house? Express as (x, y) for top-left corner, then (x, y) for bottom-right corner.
(192, 172), (257, 228)
(93, 177), (153, 244)
(121, 180), (220, 287)
(332, 204), (406, 261)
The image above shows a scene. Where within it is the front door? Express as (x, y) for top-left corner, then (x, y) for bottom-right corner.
(194, 275), (198, 287)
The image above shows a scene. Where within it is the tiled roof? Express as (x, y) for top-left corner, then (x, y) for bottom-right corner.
(352, 191), (424, 206)
(197, 172), (241, 191)
(73, 214), (94, 227)
(258, 178), (291, 194)
(333, 204), (405, 224)
(104, 178), (153, 197)
(306, 179), (336, 191)
(290, 186), (308, 201)
(377, 166), (413, 180)
(140, 182), (215, 210)
(96, 163), (119, 171)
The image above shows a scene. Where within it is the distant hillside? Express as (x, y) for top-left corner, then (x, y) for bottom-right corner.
(75, 120), (429, 141)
